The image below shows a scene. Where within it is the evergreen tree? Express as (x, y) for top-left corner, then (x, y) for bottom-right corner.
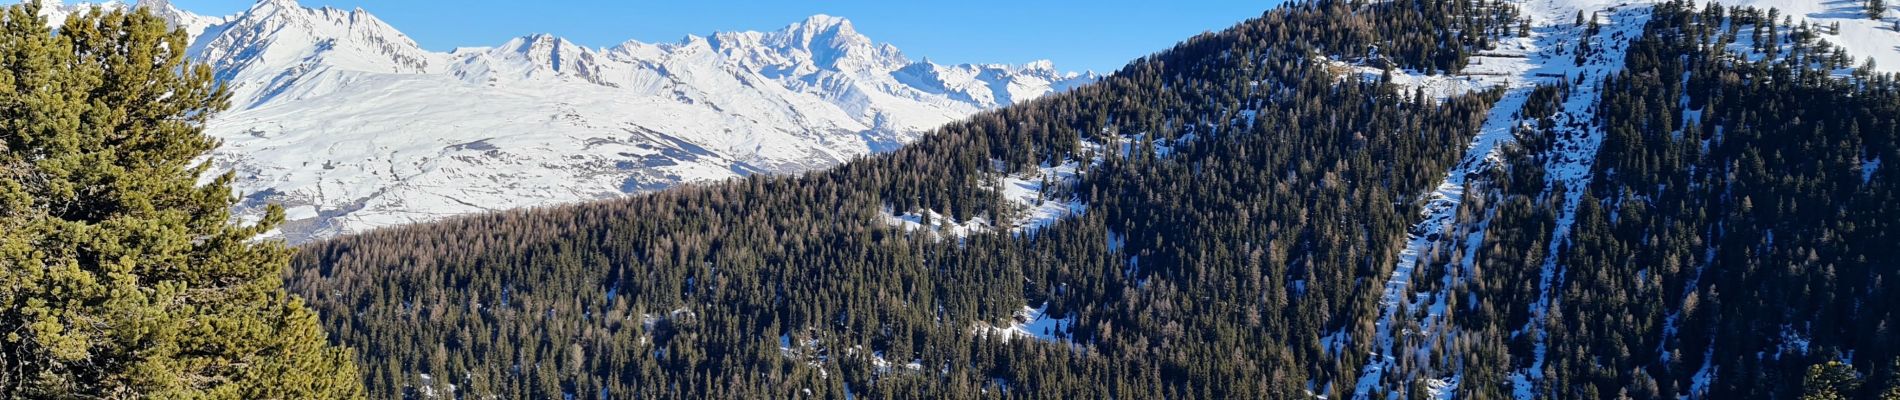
(1882, 358), (1900, 400)
(256, 0), (1900, 398)
(1870, 0), (1887, 20)
(0, 3), (362, 398)
(1801, 361), (1860, 400)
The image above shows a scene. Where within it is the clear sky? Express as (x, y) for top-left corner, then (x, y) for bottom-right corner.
(165, 0), (1277, 73)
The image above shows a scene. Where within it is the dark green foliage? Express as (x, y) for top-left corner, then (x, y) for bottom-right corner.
(283, 0), (1900, 398)
(1419, 1), (1900, 398)
(1562, 2), (1900, 397)
(0, 3), (362, 398)
(1883, 358), (1900, 400)
(288, 0), (1518, 398)
(1804, 361), (1861, 400)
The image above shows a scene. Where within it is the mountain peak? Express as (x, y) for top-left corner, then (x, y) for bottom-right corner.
(515, 32), (561, 44)
(190, 0), (435, 106)
(484, 32), (605, 81)
(720, 13), (905, 72)
(1023, 59), (1055, 72)
(797, 14), (853, 33)
(501, 33), (586, 57)
(502, 33), (588, 55)
(52, 0), (1089, 242)
(782, 13), (863, 43)
(248, 0), (296, 11)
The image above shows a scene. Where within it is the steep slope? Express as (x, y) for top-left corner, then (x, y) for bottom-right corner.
(249, 0), (1900, 398)
(1721, 0), (1900, 69)
(1351, 0), (1900, 398)
(287, 0), (1523, 397)
(39, 0), (1093, 242)
(1349, 2), (1654, 397)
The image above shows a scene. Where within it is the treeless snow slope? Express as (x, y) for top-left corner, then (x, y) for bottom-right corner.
(39, 0), (1094, 242)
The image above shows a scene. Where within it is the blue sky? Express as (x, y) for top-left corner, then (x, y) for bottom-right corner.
(167, 0), (1276, 73)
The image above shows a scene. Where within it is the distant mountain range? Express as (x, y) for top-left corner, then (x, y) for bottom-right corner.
(38, 0), (1094, 242)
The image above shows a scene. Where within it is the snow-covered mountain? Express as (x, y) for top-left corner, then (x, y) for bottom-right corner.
(35, 0), (1093, 242)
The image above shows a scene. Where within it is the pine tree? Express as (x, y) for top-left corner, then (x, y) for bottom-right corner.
(0, 3), (362, 398)
(1881, 358), (1900, 400)
(1801, 361), (1861, 400)
(1871, 0), (1887, 20)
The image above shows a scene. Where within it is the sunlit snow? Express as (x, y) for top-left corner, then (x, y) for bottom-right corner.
(43, 0), (1093, 242)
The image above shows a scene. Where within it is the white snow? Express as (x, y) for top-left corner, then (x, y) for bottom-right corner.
(1686, 349), (1717, 399)
(417, 373), (445, 398)
(1350, 0), (1655, 398)
(43, 0), (1092, 242)
(283, 205), (319, 221)
(1865, 156), (1882, 184)
(1319, 57), (1511, 99)
(1319, 329), (1350, 356)
(869, 351), (923, 374)
(1715, 0), (1900, 73)
(1777, 325), (1812, 358)
(881, 207), (993, 239)
(973, 303), (1075, 343)
(1425, 376), (1460, 400)
(1506, 5), (1654, 399)
(995, 159), (1090, 233)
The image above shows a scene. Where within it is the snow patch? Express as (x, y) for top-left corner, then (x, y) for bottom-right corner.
(1716, 0), (1900, 73)
(882, 207), (993, 239)
(869, 351), (923, 374)
(1512, 5), (1653, 399)
(973, 303), (1075, 343)
(1350, 1), (1654, 398)
(1777, 325), (1812, 358)
(994, 159), (1089, 233)
(1864, 156), (1881, 184)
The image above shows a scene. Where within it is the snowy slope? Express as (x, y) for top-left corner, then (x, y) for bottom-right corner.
(1348, 1), (1653, 398)
(40, 0), (226, 36)
(1721, 0), (1900, 70)
(1347, 0), (1896, 398)
(38, 0), (1093, 242)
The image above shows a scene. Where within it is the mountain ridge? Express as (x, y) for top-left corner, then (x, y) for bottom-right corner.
(33, 0), (1095, 242)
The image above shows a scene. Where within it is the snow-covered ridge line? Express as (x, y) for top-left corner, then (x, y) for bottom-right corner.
(36, 0), (1094, 242)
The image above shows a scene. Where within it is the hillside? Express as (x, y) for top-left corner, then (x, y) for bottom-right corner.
(39, 0), (1091, 242)
(285, 0), (1900, 398)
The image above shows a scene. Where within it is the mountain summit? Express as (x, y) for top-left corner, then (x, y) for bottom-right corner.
(36, 1), (1094, 242)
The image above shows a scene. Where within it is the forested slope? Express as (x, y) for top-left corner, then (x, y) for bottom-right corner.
(289, 0), (1517, 397)
(1549, 2), (1899, 397)
(1385, 1), (1900, 398)
(286, 0), (1900, 398)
